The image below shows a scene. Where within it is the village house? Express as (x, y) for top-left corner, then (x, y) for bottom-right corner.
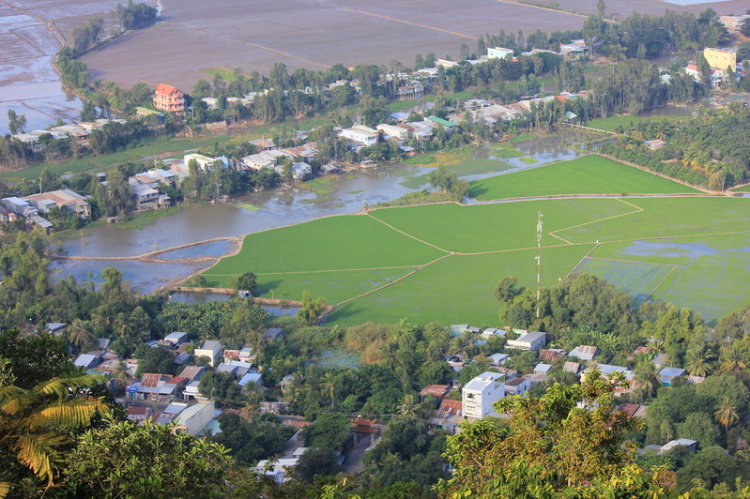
(719, 15), (750, 32)
(703, 47), (737, 71)
(23, 189), (91, 218)
(644, 139), (665, 150)
(563, 361), (582, 375)
(339, 125), (379, 148)
(194, 340), (223, 367)
(397, 82), (424, 99)
(488, 353), (509, 366)
(153, 83), (185, 113)
(685, 64), (727, 87)
(569, 345), (599, 362)
(487, 47), (514, 59)
(505, 331), (546, 351)
(430, 398), (463, 433)
(126, 406), (152, 423)
(462, 371), (505, 421)
(249, 138), (276, 151)
(377, 123), (411, 141)
(173, 401), (215, 436)
(504, 376), (531, 396)
(659, 367), (686, 387)
(539, 348), (566, 363)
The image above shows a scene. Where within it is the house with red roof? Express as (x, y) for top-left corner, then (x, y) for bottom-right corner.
(153, 83), (185, 112)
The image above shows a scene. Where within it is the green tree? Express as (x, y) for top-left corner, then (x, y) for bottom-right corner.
(232, 272), (258, 295)
(741, 18), (750, 38)
(64, 420), (233, 497)
(294, 448), (342, 484)
(298, 290), (325, 326)
(7, 110), (26, 135)
(494, 275), (524, 303)
(676, 412), (721, 447)
(438, 372), (674, 497)
(302, 413), (350, 450)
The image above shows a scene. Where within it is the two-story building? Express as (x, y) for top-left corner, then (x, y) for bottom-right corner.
(462, 371), (505, 421)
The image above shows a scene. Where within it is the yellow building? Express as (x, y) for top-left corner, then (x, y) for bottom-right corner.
(703, 48), (736, 70)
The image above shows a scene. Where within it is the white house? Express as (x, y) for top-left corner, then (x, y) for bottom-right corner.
(487, 47), (514, 60)
(173, 401), (215, 436)
(339, 125), (379, 147)
(462, 371), (505, 421)
(194, 340), (222, 367)
(376, 123), (410, 140)
(504, 376), (531, 396)
(505, 332), (546, 351)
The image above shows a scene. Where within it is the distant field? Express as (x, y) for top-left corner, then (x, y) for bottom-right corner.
(585, 114), (687, 133)
(731, 184), (750, 193)
(199, 67), (242, 83)
(201, 158), (750, 326)
(469, 155), (699, 200)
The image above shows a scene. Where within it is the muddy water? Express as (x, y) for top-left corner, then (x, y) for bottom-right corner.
(54, 134), (588, 293)
(58, 166), (423, 259)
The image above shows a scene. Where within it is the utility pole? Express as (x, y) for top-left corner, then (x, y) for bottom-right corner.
(536, 211), (543, 320)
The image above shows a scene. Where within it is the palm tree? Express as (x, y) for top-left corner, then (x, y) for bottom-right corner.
(111, 360), (129, 394)
(68, 319), (94, 350)
(720, 345), (748, 372)
(397, 394), (418, 418)
(321, 372), (336, 407)
(714, 397), (739, 435)
(0, 374), (110, 494)
(686, 354), (711, 378)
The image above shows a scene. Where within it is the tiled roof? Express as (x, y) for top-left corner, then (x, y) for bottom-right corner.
(155, 83), (181, 96)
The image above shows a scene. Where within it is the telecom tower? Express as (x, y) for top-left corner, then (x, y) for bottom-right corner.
(536, 211), (543, 320)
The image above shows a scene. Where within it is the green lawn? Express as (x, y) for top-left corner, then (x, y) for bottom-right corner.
(469, 155), (698, 200)
(730, 184), (750, 193)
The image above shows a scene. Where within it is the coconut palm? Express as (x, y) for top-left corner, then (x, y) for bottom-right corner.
(321, 372), (337, 407)
(714, 397), (739, 434)
(68, 319), (95, 350)
(720, 345), (748, 372)
(111, 360), (129, 394)
(0, 374), (110, 494)
(397, 394), (418, 418)
(686, 354), (711, 378)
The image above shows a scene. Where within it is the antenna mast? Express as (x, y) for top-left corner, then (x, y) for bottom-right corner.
(536, 211), (543, 320)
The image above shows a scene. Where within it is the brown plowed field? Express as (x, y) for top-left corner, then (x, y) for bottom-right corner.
(80, 0), (591, 90)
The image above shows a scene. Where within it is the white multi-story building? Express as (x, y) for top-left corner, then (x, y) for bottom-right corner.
(339, 125), (379, 147)
(462, 371), (505, 421)
(487, 47), (514, 60)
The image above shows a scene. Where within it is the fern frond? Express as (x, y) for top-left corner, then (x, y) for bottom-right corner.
(14, 433), (65, 482)
(26, 399), (109, 431)
(0, 481), (10, 499)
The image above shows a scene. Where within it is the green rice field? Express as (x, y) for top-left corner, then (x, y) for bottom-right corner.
(202, 157), (750, 327)
(469, 155), (699, 200)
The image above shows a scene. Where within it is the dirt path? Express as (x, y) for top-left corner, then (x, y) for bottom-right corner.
(52, 236), (241, 262)
(367, 213), (453, 254)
